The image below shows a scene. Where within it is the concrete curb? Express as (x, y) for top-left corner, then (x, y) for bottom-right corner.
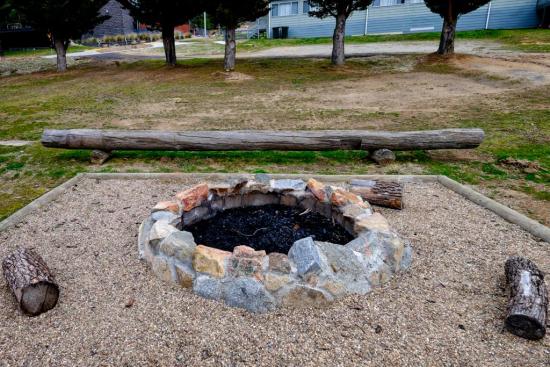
(0, 173), (548, 243)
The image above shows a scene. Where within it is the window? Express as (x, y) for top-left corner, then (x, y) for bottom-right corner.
(303, 1), (309, 13)
(272, 2), (299, 16)
(372, 0), (422, 6)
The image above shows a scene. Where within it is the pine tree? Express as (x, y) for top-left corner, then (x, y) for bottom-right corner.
(425, 0), (491, 55)
(207, 0), (269, 71)
(12, 0), (110, 71)
(308, 0), (373, 65)
(119, 0), (203, 66)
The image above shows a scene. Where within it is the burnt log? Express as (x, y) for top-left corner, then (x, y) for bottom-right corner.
(349, 179), (403, 209)
(41, 128), (485, 152)
(2, 248), (60, 316)
(504, 256), (548, 340)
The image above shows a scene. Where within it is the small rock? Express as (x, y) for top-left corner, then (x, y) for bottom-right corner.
(125, 297), (135, 308)
(90, 150), (110, 165)
(193, 275), (223, 300)
(152, 201), (180, 214)
(288, 237), (328, 278)
(330, 188), (364, 207)
(264, 273), (292, 292)
(138, 217), (154, 259)
(353, 212), (391, 233)
(371, 149), (396, 166)
(223, 277), (276, 313)
(192, 245), (231, 278)
(160, 231), (196, 261)
(176, 183), (209, 212)
(229, 245), (266, 280)
(269, 179), (306, 192)
(149, 221), (179, 244)
(306, 178), (327, 202)
(175, 263), (195, 288)
(254, 173), (271, 184)
(268, 252), (292, 274)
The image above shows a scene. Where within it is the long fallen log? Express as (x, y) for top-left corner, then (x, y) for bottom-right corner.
(504, 256), (548, 340)
(2, 248), (60, 316)
(41, 128), (484, 152)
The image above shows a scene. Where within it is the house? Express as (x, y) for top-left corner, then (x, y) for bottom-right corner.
(88, 0), (137, 38)
(258, 0), (541, 38)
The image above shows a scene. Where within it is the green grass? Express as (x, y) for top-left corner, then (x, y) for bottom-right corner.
(241, 29), (550, 53)
(4, 44), (94, 58)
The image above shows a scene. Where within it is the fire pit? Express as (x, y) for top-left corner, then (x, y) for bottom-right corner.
(138, 176), (412, 313)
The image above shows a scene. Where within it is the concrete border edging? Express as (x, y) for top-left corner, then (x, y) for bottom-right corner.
(0, 173), (548, 243)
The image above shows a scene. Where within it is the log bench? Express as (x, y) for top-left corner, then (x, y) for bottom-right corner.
(41, 128), (485, 165)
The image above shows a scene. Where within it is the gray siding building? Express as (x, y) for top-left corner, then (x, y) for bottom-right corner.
(263, 0), (541, 38)
(89, 0), (136, 38)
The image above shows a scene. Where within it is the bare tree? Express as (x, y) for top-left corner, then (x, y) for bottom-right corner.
(120, 0), (203, 66)
(308, 0), (373, 65)
(207, 0), (269, 71)
(12, 0), (110, 72)
(425, 0), (491, 55)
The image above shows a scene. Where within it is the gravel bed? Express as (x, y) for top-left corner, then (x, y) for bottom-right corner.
(0, 177), (548, 366)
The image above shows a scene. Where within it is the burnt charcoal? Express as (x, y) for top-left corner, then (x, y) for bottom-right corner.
(184, 204), (353, 254)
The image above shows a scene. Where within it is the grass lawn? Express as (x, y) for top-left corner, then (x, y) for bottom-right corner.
(3, 44), (94, 58)
(0, 55), (548, 224)
(241, 29), (550, 53)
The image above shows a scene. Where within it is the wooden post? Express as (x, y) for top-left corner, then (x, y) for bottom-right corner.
(504, 256), (548, 340)
(2, 248), (60, 316)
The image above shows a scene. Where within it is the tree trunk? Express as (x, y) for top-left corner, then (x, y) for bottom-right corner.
(54, 38), (68, 72)
(437, 16), (457, 55)
(162, 27), (177, 66)
(42, 128), (485, 151)
(349, 180), (404, 209)
(0, 39), (4, 59)
(2, 248), (60, 316)
(224, 28), (237, 72)
(332, 13), (347, 65)
(504, 256), (548, 340)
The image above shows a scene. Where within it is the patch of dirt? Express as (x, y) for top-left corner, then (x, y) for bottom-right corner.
(449, 54), (550, 85)
(297, 72), (509, 112)
(212, 71), (255, 82)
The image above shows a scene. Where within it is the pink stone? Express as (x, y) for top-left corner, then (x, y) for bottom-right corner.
(330, 189), (364, 207)
(176, 183), (209, 212)
(230, 245), (266, 280)
(306, 178), (327, 202)
(152, 201), (180, 214)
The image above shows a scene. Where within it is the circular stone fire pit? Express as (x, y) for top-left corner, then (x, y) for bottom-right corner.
(138, 177), (412, 313)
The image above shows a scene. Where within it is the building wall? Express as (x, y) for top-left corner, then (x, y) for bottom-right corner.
(89, 0), (135, 38)
(268, 0), (540, 38)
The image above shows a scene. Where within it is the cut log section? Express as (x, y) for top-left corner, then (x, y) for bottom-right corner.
(41, 128), (485, 152)
(2, 248), (60, 316)
(504, 256), (548, 340)
(349, 179), (404, 209)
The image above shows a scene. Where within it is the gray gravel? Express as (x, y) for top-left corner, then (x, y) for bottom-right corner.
(0, 177), (548, 366)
